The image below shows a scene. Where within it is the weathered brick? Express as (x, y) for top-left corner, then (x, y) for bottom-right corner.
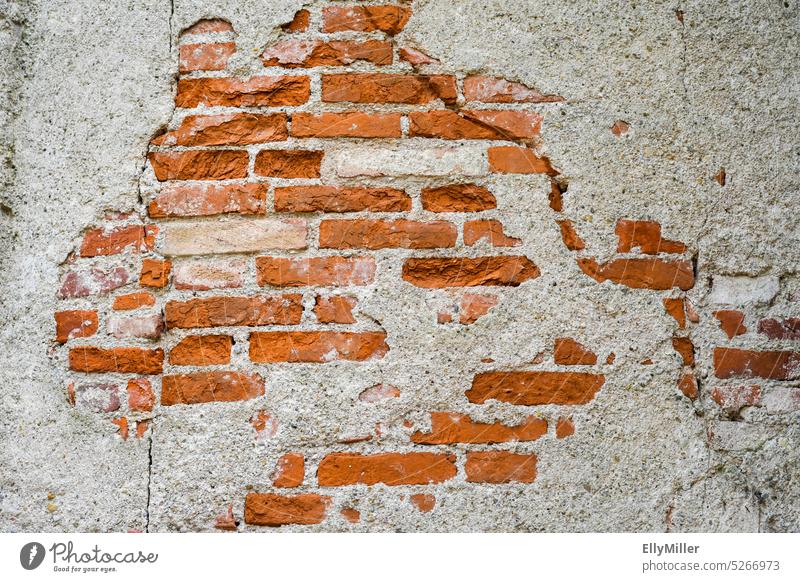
(557, 219), (585, 251)
(72, 383), (120, 413)
(107, 313), (164, 340)
(245, 493), (330, 526)
(165, 295), (303, 329)
(176, 76), (310, 108)
(402, 256), (539, 288)
(358, 383), (400, 402)
(169, 334), (233, 366)
(711, 384), (761, 412)
(663, 297), (687, 329)
(315, 295), (357, 324)
(254, 149), (323, 178)
(340, 508), (360, 523)
(263, 39), (392, 68)
(149, 183), (267, 218)
(179, 41), (235, 73)
(112, 292), (155, 311)
(127, 378), (155, 412)
(554, 338), (597, 365)
(410, 494), (435, 513)
(411, 412), (547, 444)
(556, 417), (575, 439)
(458, 293), (498, 324)
(320, 219), (457, 249)
(181, 18), (233, 35)
(291, 112), (401, 138)
(249, 331), (388, 363)
(463, 75), (564, 103)
(678, 372), (698, 400)
(275, 186), (410, 213)
(708, 275), (779, 305)
(140, 258), (171, 288)
(615, 219), (687, 254)
(322, 74), (457, 104)
(465, 451), (537, 483)
(409, 110), (541, 140)
(317, 452), (456, 486)
(281, 9), (309, 33)
(257, 256), (375, 287)
(672, 337), (695, 366)
(59, 267), (129, 299)
(160, 219), (307, 256)
(713, 347), (800, 380)
(420, 183), (496, 212)
(467, 371), (605, 405)
(488, 146), (557, 175)
(577, 257), (695, 290)
(151, 113), (287, 147)
(173, 258), (245, 290)
(463, 220), (521, 247)
(80, 225), (156, 257)
(758, 317), (800, 340)
(322, 5), (412, 35)
(69, 347), (164, 375)
(399, 46), (437, 65)
(330, 145), (487, 177)
(161, 371), (264, 405)
(148, 150), (248, 181)
(273, 453), (305, 488)
(55, 310), (98, 343)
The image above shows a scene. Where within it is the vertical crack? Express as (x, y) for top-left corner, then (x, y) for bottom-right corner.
(168, 0), (175, 54)
(145, 425), (154, 532)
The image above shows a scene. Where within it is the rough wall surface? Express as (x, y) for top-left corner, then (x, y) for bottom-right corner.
(1, 0), (798, 532)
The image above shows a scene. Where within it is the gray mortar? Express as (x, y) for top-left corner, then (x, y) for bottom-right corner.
(1, 0), (798, 532)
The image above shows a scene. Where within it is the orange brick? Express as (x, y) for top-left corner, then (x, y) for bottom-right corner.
(161, 371), (264, 405)
(55, 310), (98, 343)
(80, 225), (156, 257)
(245, 493), (330, 526)
(275, 186), (410, 213)
(176, 76), (310, 108)
(169, 335), (233, 366)
(149, 183), (267, 218)
(577, 257), (695, 290)
(420, 183), (495, 212)
(249, 331), (388, 363)
(148, 150), (248, 181)
(263, 39), (392, 67)
(112, 292), (156, 311)
(69, 347), (164, 375)
(151, 113), (287, 147)
(411, 412), (547, 444)
(179, 42), (235, 73)
(314, 296), (357, 324)
(488, 146), (557, 175)
(273, 453), (305, 488)
(165, 295), (303, 329)
(322, 73), (457, 104)
(554, 338), (597, 365)
(317, 452), (456, 486)
(322, 5), (412, 35)
(467, 371), (605, 405)
(465, 451), (537, 483)
(409, 110), (541, 140)
(140, 259), (171, 288)
(402, 256), (539, 288)
(253, 149), (323, 178)
(319, 219), (457, 249)
(291, 112), (401, 138)
(463, 220), (521, 247)
(256, 256), (375, 287)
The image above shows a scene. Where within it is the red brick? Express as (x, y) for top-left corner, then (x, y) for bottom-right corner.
(663, 297), (687, 329)
(69, 347), (164, 375)
(678, 372), (698, 400)
(467, 371), (605, 405)
(263, 39), (392, 68)
(322, 73), (457, 104)
(554, 338), (597, 365)
(161, 371), (264, 405)
(281, 9), (309, 33)
(402, 256), (539, 288)
(148, 150), (248, 181)
(463, 219), (521, 247)
(463, 75), (564, 103)
(317, 452), (456, 486)
(179, 42), (235, 73)
(615, 219), (687, 254)
(409, 110), (541, 140)
(165, 295), (303, 329)
(315, 296), (357, 324)
(169, 335), (233, 366)
(112, 292), (156, 311)
(55, 310), (98, 343)
(465, 451), (537, 483)
(340, 508), (360, 523)
(577, 257), (695, 290)
(249, 331), (388, 363)
(672, 337), (695, 366)
(253, 149), (323, 178)
(711, 385), (761, 412)
(458, 293), (498, 324)
(273, 453), (305, 488)
(80, 225), (156, 257)
(127, 378), (155, 412)
(713, 347), (800, 380)
(320, 219), (457, 249)
(557, 219), (585, 251)
(58, 267), (130, 299)
(715, 310), (748, 340)
(322, 5), (412, 35)
(176, 76), (310, 107)
(411, 412), (547, 444)
(112, 417), (129, 440)
(291, 112), (401, 138)
(149, 183), (267, 218)
(151, 113), (287, 147)
(399, 47), (437, 65)
(245, 493), (330, 526)
(758, 318), (800, 340)
(488, 146), (557, 175)
(140, 259), (171, 288)
(410, 494), (435, 513)
(420, 183), (495, 212)
(256, 256), (375, 287)
(556, 417), (575, 439)
(275, 186), (410, 213)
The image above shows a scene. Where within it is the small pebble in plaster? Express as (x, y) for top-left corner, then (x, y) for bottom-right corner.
(611, 120), (630, 136)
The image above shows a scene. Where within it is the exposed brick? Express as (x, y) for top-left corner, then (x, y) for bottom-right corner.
(256, 256), (375, 287)
(463, 75), (564, 103)
(176, 76), (310, 108)
(320, 219), (457, 249)
(358, 383), (400, 402)
(409, 110), (541, 140)
(254, 149), (323, 178)
(107, 313), (164, 340)
(322, 5), (412, 35)
(181, 19), (233, 35)
(80, 225), (156, 257)
(663, 297), (687, 329)
(577, 257), (695, 291)
(149, 183), (267, 218)
(322, 74), (457, 104)
(330, 145), (486, 177)
(151, 113), (287, 147)
(467, 371), (605, 405)
(275, 186), (410, 213)
(411, 412), (547, 444)
(245, 493), (330, 526)
(420, 183), (495, 213)
(402, 256), (539, 288)
(465, 451), (537, 483)
(112, 292), (156, 311)
(317, 452), (456, 486)
(315, 295), (357, 324)
(249, 331), (388, 363)
(399, 47), (437, 65)
(554, 338), (597, 365)
(549, 179), (565, 211)
(340, 508), (360, 523)
(410, 494), (435, 513)
(488, 146), (557, 175)
(127, 378), (155, 412)
(711, 385), (761, 412)
(161, 371), (264, 405)
(611, 120), (630, 136)
(59, 267), (129, 298)
(179, 42), (235, 73)
(148, 150), (248, 181)
(557, 219), (585, 251)
(463, 220), (521, 247)
(263, 40), (392, 68)
(672, 337), (695, 366)
(173, 259), (245, 290)
(169, 334), (233, 366)
(758, 317), (800, 340)
(556, 417), (575, 439)
(55, 310), (98, 343)
(251, 411), (278, 438)
(165, 295), (303, 329)
(273, 453), (305, 488)
(281, 9), (309, 33)
(69, 347), (164, 375)
(112, 417), (129, 440)
(678, 372), (698, 400)
(458, 293), (498, 324)
(713, 347), (800, 380)
(615, 219), (687, 254)
(72, 383), (120, 413)
(140, 258), (171, 288)
(160, 219), (307, 256)
(135, 420), (150, 439)
(291, 112), (401, 138)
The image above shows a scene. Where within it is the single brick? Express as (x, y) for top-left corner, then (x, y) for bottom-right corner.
(165, 295), (303, 329)
(322, 74), (457, 104)
(458, 293), (498, 324)
(55, 310), (98, 343)
(672, 337), (695, 366)
(463, 219), (521, 247)
(112, 292), (156, 311)
(402, 256), (539, 288)
(72, 383), (120, 413)
(140, 258), (171, 288)
(149, 183), (267, 218)
(319, 219), (457, 249)
(263, 39), (392, 68)
(463, 75), (564, 103)
(557, 219), (586, 251)
(69, 347), (164, 375)
(169, 334), (233, 366)
(148, 150), (248, 181)
(256, 256), (376, 287)
(488, 146), (557, 175)
(713, 348), (800, 380)
(173, 258), (245, 290)
(317, 452), (456, 486)
(275, 186), (410, 213)
(322, 5), (412, 34)
(245, 493), (330, 526)
(80, 225), (157, 257)
(161, 371), (264, 405)
(58, 266), (129, 298)
(577, 257), (695, 291)
(554, 338), (598, 365)
(615, 219), (687, 254)
(291, 112), (401, 138)
(107, 313), (164, 340)
(758, 317), (800, 340)
(254, 149), (323, 178)
(314, 296), (357, 324)
(340, 508), (361, 523)
(127, 378), (155, 412)
(409, 110), (541, 140)
(249, 331), (388, 363)
(411, 412), (547, 444)
(465, 451), (537, 483)
(179, 41), (235, 73)
(176, 76), (310, 107)
(160, 219), (307, 256)
(467, 371), (605, 405)
(421, 183), (496, 213)
(273, 453), (305, 488)
(151, 113), (287, 147)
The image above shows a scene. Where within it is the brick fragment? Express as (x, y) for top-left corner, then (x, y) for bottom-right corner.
(577, 257), (695, 290)
(176, 76), (310, 107)
(127, 378), (155, 412)
(463, 220), (521, 247)
(711, 385), (761, 412)
(554, 338), (597, 365)
(556, 417), (575, 439)
(465, 451), (537, 483)
(149, 183), (267, 218)
(663, 297), (686, 329)
(758, 318), (800, 340)
(151, 113), (287, 147)
(488, 146), (557, 175)
(179, 42), (235, 73)
(273, 453), (305, 488)
(263, 40), (392, 68)
(615, 219), (687, 254)
(315, 296), (357, 324)
(72, 383), (120, 413)
(410, 494), (435, 513)
(672, 337), (695, 366)
(421, 183), (495, 212)
(140, 259), (171, 288)
(557, 219), (585, 251)
(458, 293), (498, 324)
(713, 348), (800, 380)
(322, 74), (457, 104)
(409, 110), (541, 140)
(80, 225), (156, 257)
(281, 9), (309, 33)
(322, 5), (412, 35)
(463, 75), (564, 103)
